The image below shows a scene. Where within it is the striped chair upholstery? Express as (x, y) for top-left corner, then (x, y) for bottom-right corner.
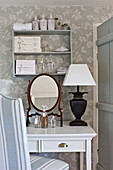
(0, 94), (69, 170)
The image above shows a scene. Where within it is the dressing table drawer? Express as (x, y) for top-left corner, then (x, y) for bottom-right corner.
(41, 140), (85, 152)
(28, 140), (39, 152)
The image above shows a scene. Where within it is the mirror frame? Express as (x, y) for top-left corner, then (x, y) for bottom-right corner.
(26, 73), (63, 127)
(29, 73), (60, 112)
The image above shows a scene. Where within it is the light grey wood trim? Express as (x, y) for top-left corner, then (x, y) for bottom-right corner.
(96, 32), (113, 46)
(12, 30), (15, 76)
(96, 163), (106, 170)
(70, 30), (72, 64)
(96, 102), (113, 113)
(93, 23), (100, 170)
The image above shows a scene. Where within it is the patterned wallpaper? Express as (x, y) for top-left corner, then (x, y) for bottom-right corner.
(0, 5), (113, 169)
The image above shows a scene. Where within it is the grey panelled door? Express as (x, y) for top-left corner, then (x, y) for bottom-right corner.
(96, 17), (113, 170)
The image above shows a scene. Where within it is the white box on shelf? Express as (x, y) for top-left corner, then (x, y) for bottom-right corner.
(16, 60), (36, 75)
(13, 23), (32, 30)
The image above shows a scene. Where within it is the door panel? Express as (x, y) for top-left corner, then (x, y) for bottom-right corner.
(98, 110), (109, 170)
(109, 112), (113, 169)
(109, 17), (113, 33)
(110, 42), (113, 104)
(97, 20), (109, 38)
(98, 44), (109, 103)
(97, 17), (113, 170)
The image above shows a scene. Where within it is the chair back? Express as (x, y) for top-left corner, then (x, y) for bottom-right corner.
(0, 94), (31, 170)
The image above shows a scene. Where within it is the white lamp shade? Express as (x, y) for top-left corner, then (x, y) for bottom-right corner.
(63, 64), (96, 86)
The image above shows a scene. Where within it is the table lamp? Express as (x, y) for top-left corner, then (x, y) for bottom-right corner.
(63, 64), (96, 126)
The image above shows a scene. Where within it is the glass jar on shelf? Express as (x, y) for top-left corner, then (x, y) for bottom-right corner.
(50, 115), (56, 128)
(56, 22), (62, 30)
(34, 116), (40, 128)
(62, 23), (70, 30)
(41, 42), (50, 52)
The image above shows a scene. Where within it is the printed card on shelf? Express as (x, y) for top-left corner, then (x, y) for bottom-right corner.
(14, 36), (42, 52)
(16, 60), (36, 75)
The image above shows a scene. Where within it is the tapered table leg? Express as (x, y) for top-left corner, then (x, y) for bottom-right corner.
(86, 140), (91, 170)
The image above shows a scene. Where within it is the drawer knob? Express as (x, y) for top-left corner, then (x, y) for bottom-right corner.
(58, 143), (68, 148)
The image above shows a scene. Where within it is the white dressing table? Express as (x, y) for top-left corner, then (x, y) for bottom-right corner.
(27, 123), (96, 170)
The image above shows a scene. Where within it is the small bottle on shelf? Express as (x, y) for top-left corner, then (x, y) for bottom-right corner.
(54, 18), (58, 29)
(48, 14), (55, 30)
(50, 116), (56, 128)
(38, 57), (47, 73)
(47, 57), (55, 74)
(39, 14), (47, 30)
(38, 57), (43, 73)
(56, 22), (62, 30)
(32, 16), (39, 30)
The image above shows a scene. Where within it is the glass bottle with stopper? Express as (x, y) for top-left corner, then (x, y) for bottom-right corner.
(40, 105), (48, 128)
(39, 14), (47, 30)
(48, 14), (55, 30)
(32, 16), (39, 30)
(34, 116), (40, 128)
(47, 57), (55, 74)
(38, 57), (46, 73)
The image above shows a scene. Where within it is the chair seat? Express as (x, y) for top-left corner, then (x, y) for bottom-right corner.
(30, 155), (69, 170)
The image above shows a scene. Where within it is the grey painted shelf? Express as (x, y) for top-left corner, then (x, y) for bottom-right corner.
(15, 73), (66, 76)
(13, 30), (71, 35)
(14, 51), (71, 55)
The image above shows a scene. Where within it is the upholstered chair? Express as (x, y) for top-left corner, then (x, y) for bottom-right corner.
(0, 94), (69, 170)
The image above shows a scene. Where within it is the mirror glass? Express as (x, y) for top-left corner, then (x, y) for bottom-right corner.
(30, 75), (59, 111)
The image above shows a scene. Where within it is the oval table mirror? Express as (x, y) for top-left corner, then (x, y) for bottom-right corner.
(26, 73), (63, 127)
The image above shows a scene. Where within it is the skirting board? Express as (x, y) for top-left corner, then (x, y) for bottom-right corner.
(96, 163), (105, 170)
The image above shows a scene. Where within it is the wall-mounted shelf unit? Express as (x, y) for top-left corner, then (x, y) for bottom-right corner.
(12, 29), (72, 76)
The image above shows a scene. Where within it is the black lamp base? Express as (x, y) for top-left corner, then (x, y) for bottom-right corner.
(69, 119), (87, 126)
(69, 89), (88, 126)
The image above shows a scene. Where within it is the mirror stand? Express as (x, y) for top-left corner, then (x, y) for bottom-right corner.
(26, 74), (63, 127)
